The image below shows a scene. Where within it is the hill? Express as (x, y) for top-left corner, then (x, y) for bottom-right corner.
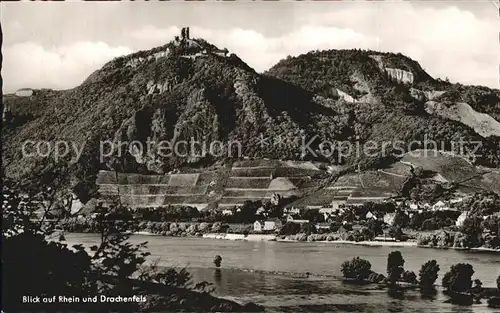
(2, 33), (500, 202)
(266, 50), (500, 142)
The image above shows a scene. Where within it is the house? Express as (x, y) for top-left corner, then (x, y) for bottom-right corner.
(264, 218), (282, 231)
(222, 209), (234, 216)
(256, 206), (267, 216)
(383, 213), (396, 226)
(254, 219), (282, 232)
(253, 220), (265, 232)
(432, 200), (449, 211)
(365, 211), (376, 220)
(456, 211), (469, 227)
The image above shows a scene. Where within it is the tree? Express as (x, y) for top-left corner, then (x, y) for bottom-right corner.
(213, 255), (222, 268)
(442, 263), (475, 293)
(460, 217), (483, 248)
(300, 222), (316, 235)
(2, 180), (256, 312)
(472, 279), (483, 292)
(482, 216), (500, 235)
(366, 219), (383, 236)
(341, 257), (372, 280)
(419, 260), (440, 288)
(234, 200), (261, 223)
(387, 251), (405, 284)
(389, 226), (403, 241)
(402, 271), (418, 284)
(279, 222), (301, 236)
(301, 209), (324, 223)
(393, 210), (409, 228)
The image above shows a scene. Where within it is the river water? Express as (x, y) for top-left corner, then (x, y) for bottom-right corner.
(65, 234), (500, 312)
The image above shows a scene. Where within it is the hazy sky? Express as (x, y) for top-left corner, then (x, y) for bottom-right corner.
(2, 1), (499, 93)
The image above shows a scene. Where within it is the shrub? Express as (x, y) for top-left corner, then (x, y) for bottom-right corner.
(341, 257), (372, 280)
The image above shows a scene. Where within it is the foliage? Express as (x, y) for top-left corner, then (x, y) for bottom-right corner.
(341, 257), (372, 280)
(366, 219), (384, 236)
(417, 231), (453, 248)
(461, 192), (500, 216)
(4, 42), (500, 198)
(402, 271), (418, 284)
(388, 226), (403, 241)
(460, 217), (484, 248)
(387, 251), (405, 283)
(442, 263), (475, 293)
(300, 222), (317, 235)
(482, 216), (500, 235)
(2, 180), (256, 312)
(392, 210), (409, 228)
(213, 255), (222, 268)
(233, 200), (262, 223)
(279, 222), (301, 236)
(300, 208), (324, 223)
(409, 210), (460, 231)
(419, 260), (440, 287)
(133, 206), (200, 222)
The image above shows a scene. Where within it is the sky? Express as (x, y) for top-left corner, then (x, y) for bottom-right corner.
(2, 1), (499, 93)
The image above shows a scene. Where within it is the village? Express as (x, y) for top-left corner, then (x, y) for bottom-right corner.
(218, 193), (477, 237)
(108, 190), (497, 249)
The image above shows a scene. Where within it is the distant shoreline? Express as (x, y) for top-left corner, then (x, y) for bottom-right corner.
(132, 231), (499, 252)
(278, 238), (417, 247)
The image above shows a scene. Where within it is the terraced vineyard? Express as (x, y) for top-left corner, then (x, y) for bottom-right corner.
(96, 159), (326, 209)
(95, 152), (497, 210)
(218, 160), (318, 207)
(96, 170), (216, 208)
(296, 164), (410, 208)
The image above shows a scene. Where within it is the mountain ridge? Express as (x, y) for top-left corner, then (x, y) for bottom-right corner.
(3, 33), (500, 201)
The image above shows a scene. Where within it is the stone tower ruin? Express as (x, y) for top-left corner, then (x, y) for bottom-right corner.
(180, 27), (190, 40)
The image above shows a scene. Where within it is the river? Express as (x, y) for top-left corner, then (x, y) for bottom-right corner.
(64, 234), (500, 312)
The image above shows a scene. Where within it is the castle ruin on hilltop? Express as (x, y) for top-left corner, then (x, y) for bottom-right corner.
(125, 27), (230, 68)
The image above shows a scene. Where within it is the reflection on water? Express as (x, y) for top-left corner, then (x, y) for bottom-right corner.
(188, 268), (495, 313)
(64, 234), (500, 313)
(214, 268), (222, 285)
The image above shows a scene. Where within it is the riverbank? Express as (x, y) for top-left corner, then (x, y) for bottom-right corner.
(132, 231), (500, 251)
(278, 238), (417, 247)
(202, 233), (277, 241)
(138, 231), (416, 246)
(417, 244), (500, 253)
(58, 216), (498, 251)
